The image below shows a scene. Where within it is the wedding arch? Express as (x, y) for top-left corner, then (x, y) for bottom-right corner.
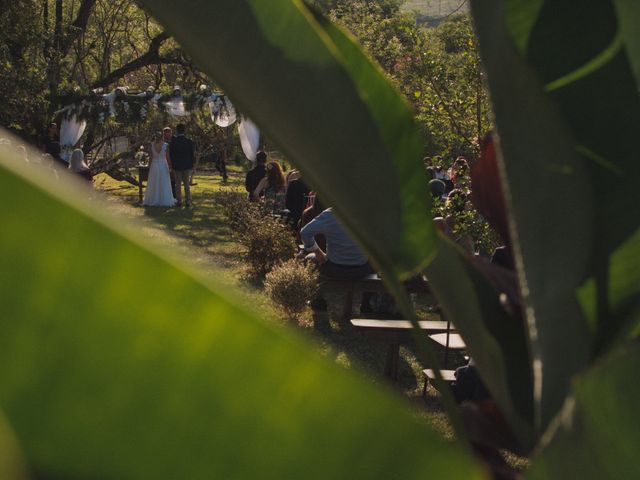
(55, 86), (260, 163)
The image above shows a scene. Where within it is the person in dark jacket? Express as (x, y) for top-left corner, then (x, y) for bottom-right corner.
(245, 150), (267, 201)
(285, 172), (310, 228)
(168, 123), (195, 207)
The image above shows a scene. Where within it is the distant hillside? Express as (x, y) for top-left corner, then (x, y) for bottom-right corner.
(401, 0), (469, 26)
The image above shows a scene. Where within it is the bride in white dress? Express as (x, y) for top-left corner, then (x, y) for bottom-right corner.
(143, 132), (176, 207)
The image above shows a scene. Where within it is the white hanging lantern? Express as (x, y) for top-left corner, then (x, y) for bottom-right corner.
(165, 97), (186, 117)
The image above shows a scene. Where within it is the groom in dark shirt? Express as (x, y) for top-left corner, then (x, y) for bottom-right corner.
(169, 123), (195, 207)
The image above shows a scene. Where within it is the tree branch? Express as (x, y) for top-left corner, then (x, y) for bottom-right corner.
(90, 32), (189, 89)
(61, 0), (97, 55)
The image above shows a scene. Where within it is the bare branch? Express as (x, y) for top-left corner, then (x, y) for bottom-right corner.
(90, 32), (189, 89)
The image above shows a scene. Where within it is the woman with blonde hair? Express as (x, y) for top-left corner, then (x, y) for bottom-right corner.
(253, 161), (286, 210)
(69, 148), (93, 184)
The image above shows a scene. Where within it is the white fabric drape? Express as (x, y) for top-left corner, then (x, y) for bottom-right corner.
(60, 116), (87, 161)
(238, 117), (260, 162)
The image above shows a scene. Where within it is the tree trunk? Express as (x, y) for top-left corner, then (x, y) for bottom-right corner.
(54, 0), (63, 51)
(476, 69), (483, 141)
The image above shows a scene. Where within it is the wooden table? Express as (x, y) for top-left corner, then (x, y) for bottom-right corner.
(350, 319), (450, 381)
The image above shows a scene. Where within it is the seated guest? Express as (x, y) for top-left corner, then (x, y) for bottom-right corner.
(285, 168), (300, 184)
(245, 150), (267, 201)
(428, 179), (446, 201)
(41, 154), (60, 180)
(16, 145), (29, 163)
(43, 122), (67, 168)
(69, 149), (93, 184)
(253, 161), (286, 210)
(433, 189), (474, 254)
(300, 207), (373, 279)
(300, 195), (326, 250)
(450, 156), (470, 188)
(285, 172), (310, 228)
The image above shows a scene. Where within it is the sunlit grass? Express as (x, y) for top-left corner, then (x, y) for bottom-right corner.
(95, 166), (282, 326)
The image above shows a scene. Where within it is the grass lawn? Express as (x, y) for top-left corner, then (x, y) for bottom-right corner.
(402, 0), (470, 26)
(95, 164), (468, 440)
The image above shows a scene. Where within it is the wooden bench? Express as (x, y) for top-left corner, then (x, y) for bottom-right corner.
(429, 332), (466, 367)
(350, 318), (450, 381)
(320, 274), (432, 320)
(422, 368), (456, 396)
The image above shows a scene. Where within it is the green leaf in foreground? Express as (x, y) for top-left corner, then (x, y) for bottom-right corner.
(613, 0), (640, 84)
(471, 0), (593, 435)
(526, 340), (640, 480)
(503, 0), (640, 341)
(0, 152), (482, 479)
(138, 0), (435, 279)
(426, 238), (534, 450)
(0, 411), (29, 480)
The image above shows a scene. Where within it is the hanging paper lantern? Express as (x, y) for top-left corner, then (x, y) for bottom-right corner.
(214, 97), (237, 127)
(166, 97), (187, 117)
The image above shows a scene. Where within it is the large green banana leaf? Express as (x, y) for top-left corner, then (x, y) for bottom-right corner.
(473, 0), (640, 437)
(526, 340), (640, 479)
(471, 0), (593, 436)
(136, 0), (477, 438)
(501, 0), (640, 343)
(426, 238), (534, 449)
(138, 0), (434, 280)
(0, 150), (482, 479)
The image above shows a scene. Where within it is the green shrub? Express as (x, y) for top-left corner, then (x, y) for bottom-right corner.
(212, 190), (296, 278)
(265, 259), (319, 319)
(211, 189), (258, 233)
(213, 190), (296, 278)
(238, 215), (297, 278)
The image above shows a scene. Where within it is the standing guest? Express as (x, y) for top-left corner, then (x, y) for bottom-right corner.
(169, 123), (195, 207)
(213, 150), (228, 183)
(69, 149), (93, 184)
(299, 207), (373, 279)
(43, 123), (67, 168)
(162, 126), (173, 143)
(245, 150), (267, 201)
(285, 172), (310, 228)
(253, 161), (286, 210)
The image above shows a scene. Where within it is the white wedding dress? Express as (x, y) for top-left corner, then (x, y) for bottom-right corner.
(143, 143), (175, 207)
